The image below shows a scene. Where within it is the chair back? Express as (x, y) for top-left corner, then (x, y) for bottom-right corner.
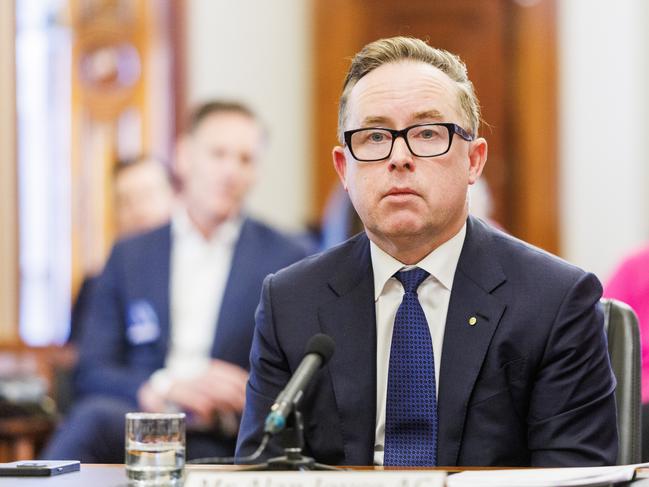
(601, 298), (642, 464)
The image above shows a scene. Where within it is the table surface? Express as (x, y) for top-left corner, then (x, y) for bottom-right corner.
(0, 464), (249, 487)
(1, 464), (648, 487)
(0, 464), (126, 487)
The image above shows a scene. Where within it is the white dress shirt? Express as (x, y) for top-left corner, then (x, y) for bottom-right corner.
(372, 223), (466, 465)
(149, 207), (242, 395)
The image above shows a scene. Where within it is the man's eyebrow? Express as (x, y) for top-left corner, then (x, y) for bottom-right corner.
(413, 110), (444, 120)
(360, 116), (392, 127)
(359, 111), (444, 127)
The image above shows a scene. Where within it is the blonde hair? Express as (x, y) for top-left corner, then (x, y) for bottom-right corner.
(338, 36), (481, 142)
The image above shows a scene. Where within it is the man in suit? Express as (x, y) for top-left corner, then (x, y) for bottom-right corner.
(236, 37), (618, 467)
(68, 155), (174, 346)
(43, 101), (308, 462)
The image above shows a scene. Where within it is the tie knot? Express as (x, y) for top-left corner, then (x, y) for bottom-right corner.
(395, 267), (429, 293)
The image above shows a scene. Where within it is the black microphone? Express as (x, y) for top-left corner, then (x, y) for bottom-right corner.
(264, 333), (335, 435)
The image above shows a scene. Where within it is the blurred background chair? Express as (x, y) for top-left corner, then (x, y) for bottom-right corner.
(601, 298), (642, 464)
(0, 350), (57, 461)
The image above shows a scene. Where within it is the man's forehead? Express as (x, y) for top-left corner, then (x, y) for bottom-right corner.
(194, 111), (260, 137)
(353, 60), (456, 95)
(347, 61), (460, 125)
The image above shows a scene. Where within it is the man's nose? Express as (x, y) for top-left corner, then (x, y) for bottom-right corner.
(388, 136), (414, 171)
(220, 155), (240, 174)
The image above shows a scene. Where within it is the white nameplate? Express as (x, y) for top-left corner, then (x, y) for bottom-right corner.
(185, 470), (446, 487)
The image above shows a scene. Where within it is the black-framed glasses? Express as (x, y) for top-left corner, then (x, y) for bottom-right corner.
(343, 123), (474, 162)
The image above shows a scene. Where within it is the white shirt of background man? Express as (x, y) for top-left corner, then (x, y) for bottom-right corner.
(149, 207), (242, 396)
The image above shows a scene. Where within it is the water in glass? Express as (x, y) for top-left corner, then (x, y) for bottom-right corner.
(125, 412), (185, 485)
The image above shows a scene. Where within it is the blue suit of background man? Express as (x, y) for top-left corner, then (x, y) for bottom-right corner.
(236, 216), (618, 467)
(44, 217), (308, 462)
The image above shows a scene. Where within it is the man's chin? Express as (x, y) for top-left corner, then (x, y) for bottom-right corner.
(206, 204), (238, 222)
(371, 219), (426, 240)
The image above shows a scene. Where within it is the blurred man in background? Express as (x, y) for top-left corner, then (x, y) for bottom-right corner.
(113, 156), (175, 238)
(43, 100), (309, 462)
(68, 156), (174, 345)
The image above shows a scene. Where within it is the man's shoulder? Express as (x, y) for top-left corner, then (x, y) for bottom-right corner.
(108, 223), (171, 266)
(242, 217), (314, 259)
(470, 217), (593, 286)
(115, 223), (170, 249)
(267, 233), (367, 289)
(243, 217), (302, 246)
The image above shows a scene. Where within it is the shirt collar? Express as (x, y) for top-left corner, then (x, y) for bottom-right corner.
(171, 205), (243, 246)
(370, 222), (467, 301)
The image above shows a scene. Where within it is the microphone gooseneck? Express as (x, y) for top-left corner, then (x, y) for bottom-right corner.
(264, 334), (335, 435)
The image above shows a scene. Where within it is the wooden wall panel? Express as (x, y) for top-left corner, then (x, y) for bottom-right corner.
(170, 0), (186, 137)
(508, 0), (558, 253)
(0, 0), (18, 344)
(312, 0), (368, 220)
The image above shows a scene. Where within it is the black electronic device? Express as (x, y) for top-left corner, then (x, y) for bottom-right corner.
(0, 460), (80, 476)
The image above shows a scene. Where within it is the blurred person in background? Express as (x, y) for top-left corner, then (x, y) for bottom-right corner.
(604, 244), (649, 460)
(68, 156), (175, 344)
(42, 100), (309, 462)
(112, 156), (175, 238)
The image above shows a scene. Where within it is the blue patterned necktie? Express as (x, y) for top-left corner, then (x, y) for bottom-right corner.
(384, 267), (437, 466)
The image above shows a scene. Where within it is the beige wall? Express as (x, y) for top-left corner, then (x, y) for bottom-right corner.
(186, 0), (313, 232)
(0, 0), (18, 343)
(559, 0), (649, 280)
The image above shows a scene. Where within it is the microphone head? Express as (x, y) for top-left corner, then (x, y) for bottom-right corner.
(305, 333), (335, 365)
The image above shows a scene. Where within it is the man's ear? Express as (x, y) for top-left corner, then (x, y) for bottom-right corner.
(332, 146), (349, 190)
(468, 137), (488, 185)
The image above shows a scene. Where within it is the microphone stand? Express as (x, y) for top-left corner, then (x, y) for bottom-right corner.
(241, 408), (341, 471)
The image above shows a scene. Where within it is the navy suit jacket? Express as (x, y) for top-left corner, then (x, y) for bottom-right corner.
(236, 216), (618, 466)
(75, 217), (309, 404)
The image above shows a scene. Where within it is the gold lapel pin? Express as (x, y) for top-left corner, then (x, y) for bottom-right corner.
(469, 316), (477, 326)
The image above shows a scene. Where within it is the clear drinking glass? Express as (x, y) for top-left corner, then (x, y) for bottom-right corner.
(125, 412), (186, 485)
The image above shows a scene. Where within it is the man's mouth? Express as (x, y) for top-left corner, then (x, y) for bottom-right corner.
(384, 187), (419, 199)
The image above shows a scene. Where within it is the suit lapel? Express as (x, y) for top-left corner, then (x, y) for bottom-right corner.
(437, 217), (507, 466)
(318, 234), (377, 465)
